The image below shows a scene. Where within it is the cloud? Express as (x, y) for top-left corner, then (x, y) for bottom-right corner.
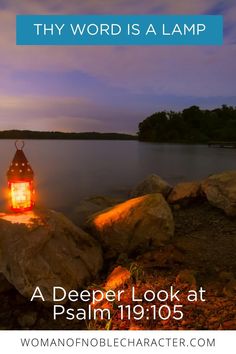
(0, 0), (235, 133)
(0, 94), (142, 132)
(0, 1), (234, 95)
(4, 0), (226, 15)
(0, 95), (101, 130)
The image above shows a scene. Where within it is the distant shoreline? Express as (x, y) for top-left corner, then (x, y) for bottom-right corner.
(0, 130), (137, 141)
(1, 130), (235, 147)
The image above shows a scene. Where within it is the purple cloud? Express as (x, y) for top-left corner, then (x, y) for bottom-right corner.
(0, 0), (235, 132)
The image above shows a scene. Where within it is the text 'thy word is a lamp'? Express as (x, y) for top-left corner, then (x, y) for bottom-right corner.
(7, 141), (35, 212)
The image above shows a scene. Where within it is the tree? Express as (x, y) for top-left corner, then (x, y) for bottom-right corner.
(138, 105), (236, 143)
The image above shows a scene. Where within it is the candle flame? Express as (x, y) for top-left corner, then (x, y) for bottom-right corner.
(9, 181), (35, 212)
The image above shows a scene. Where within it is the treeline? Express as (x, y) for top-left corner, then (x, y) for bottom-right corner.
(138, 105), (236, 143)
(0, 130), (137, 141)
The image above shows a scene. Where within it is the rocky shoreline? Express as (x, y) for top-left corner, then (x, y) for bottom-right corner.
(1, 171), (236, 330)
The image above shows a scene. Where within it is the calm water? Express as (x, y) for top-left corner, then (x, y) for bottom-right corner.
(1, 140), (236, 213)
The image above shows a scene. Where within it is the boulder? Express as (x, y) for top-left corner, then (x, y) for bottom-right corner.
(0, 273), (13, 293)
(87, 194), (174, 258)
(168, 181), (201, 205)
(201, 171), (236, 216)
(17, 311), (38, 328)
(130, 174), (172, 198)
(0, 209), (103, 302)
(71, 195), (124, 228)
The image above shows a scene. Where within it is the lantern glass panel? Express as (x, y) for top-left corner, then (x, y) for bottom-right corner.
(10, 182), (32, 210)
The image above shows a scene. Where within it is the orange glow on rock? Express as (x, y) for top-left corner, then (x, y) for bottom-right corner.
(0, 210), (39, 226)
(93, 196), (145, 229)
(104, 266), (131, 290)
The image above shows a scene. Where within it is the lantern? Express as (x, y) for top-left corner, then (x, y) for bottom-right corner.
(7, 141), (35, 212)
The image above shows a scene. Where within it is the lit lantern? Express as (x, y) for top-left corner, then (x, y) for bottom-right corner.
(7, 141), (35, 212)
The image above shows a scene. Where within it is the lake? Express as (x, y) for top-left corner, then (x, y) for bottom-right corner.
(0, 140), (236, 213)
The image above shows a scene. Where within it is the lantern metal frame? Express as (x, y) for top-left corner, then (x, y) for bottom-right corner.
(7, 141), (35, 212)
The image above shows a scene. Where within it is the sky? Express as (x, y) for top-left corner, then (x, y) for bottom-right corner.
(0, 0), (236, 133)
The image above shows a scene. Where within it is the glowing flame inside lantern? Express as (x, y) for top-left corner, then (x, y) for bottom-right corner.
(7, 141), (35, 212)
(10, 181), (33, 210)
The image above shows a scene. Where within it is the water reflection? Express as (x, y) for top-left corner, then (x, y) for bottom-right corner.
(0, 140), (235, 213)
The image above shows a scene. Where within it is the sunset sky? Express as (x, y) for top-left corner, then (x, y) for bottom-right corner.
(0, 0), (236, 133)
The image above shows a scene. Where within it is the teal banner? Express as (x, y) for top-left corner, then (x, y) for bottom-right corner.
(16, 15), (223, 46)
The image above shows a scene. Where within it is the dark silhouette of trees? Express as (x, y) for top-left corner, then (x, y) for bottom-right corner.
(138, 105), (236, 143)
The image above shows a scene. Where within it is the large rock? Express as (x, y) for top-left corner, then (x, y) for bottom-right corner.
(0, 273), (13, 293)
(0, 209), (103, 302)
(201, 171), (236, 216)
(130, 174), (172, 198)
(71, 195), (124, 228)
(168, 181), (201, 205)
(87, 194), (174, 258)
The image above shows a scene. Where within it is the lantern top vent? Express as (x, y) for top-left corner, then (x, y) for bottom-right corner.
(7, 140), (34, 181)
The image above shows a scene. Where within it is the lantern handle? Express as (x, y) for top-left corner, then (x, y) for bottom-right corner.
(15, 140), (25, 150)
